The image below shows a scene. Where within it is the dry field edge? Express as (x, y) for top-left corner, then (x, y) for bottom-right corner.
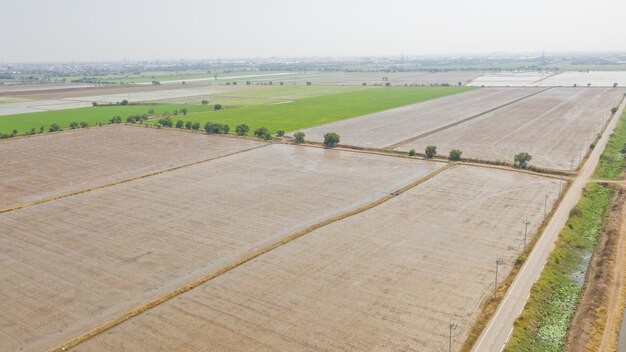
(52, 163), (456, 352)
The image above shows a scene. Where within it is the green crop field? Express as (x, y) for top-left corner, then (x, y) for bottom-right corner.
(158, 86), (473, 133)
(594, 110), (626, 180)
(0, 104), (210, 135)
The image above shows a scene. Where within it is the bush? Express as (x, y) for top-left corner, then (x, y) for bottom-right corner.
(126, 116), (136, 124)
(49, 123), (62, 132)
(120, 99), (128, 106)
(323, 133), (340, 148)
(235, 124), (249, 136)
(254, 127), (273, 140)
(408, 149), (416, 156)
(514, 152), (532, 168)
(109, 116), (122, 124)
(191, 122), (200, 130)
(69, 121), (79, 129)
(204, 122), (230, 134)
(175, 120), (184, 128)
(214, 104), (222, 111)
(158, 117), (173, 127)
(293, 131), (305, 144)
(185, 121), (192, 129)
(425, 145), (437, 158)
(276, 130), (285, 137)
(80, 122), (89, 128)
(449, 149), (462, 161)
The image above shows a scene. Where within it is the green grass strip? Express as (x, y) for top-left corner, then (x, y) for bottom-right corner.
(594, 110), (626, 180)
(0, 104), (210, 135)
(160, 86), (473, 133)
(505, 183), (613, 352)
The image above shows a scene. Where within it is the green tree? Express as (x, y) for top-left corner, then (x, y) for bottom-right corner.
(126, 116), (136, 124)
(514, 152), (532, 168)
(49, 124), (62, 132)
(425, 145), (437, 158)
(175, 120), (184, 128)
(180, 108), (188, 116)
(80, 122), (89, 128)
(185, 121), (192, 129)
(254, 127), (272, 140)
(276, 130), (285, 137)
(293, 131), (305, 144)
(201, 100), (209, 105)
(191, 122), (200, 130)
(120, 99), (129, 106)
(323, 133), (340, 148)
(69, 121), (79, 129)
(214, 104), (222, 111)
(204, 122), (229, 134)
(408, 149), (416, 156)
(235, 124), (249, 136)
(110, 116), (122, 124)
(612, 107), (618, 114)
(158, 117), (173, 127)
(449, 149), (462, 161)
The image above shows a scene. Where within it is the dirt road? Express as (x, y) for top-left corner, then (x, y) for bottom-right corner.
(471, 96), (626, 352)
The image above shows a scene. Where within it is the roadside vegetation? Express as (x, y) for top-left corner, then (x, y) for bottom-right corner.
(505, 183), (613, 352)
(594, 110), (626, 180)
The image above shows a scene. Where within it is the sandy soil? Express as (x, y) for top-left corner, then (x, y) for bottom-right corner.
(0, 144), (443, 352)
(566, 186), (625, 352)
(69, 166), (559, 352)
(398, 88), (626, 170)
(0, 125), (263, 210)
(298, 87), (541, 148)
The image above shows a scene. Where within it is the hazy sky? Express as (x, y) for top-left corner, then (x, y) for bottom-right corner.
(1, 0), (625, 62)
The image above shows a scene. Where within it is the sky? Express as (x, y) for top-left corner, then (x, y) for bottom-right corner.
(1, 0), (625, 63)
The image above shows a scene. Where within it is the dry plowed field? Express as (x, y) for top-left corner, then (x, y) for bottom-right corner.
(397, 88), (626, 170)
(69, 166), (559, 352)
(297, 87), (541, 148)
(0, 143), (444, 352)
(0, 125), (264, 210)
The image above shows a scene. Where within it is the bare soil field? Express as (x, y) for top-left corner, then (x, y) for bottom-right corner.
(296, 71), (483, 86)
(0, 144), (443, 352)
(467, 72), (555, 87)
(0, 125), (263, 210)
(398, 88), (626, 170)
(297, 87), (541, 148)
(0, 83), (96, 95)
(539, 71), (626, 87)
(69, 166), (559, 352)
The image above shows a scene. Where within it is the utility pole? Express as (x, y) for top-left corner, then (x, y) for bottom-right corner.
(523, 219), (531, 252)
(544, 194), (549, 218)
(494, 259), (502, 301)
(448, 323), (457, 352)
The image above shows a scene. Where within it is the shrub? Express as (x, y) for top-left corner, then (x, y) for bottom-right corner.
(49, 123), (62, 132)
(204, 122), (230, 134)
(323, 133), (340, 148)
(449, 149), (462, 161)
(514, 152), (532, 168)
(425, 145), (437, 158)
(126, 116), (136, 124)
(254, 127), (272, 140)
(109, 116), (122, 124)
(175, 120), (184, 128)
(235, 124), (249, 136)
(158, 117), (173, 127)
(80, 122), (89, 128)
(120, 99), (128, 106)
(293, 131), (305, 144)
(185, 121), (192, 129)
(276, 130), (285, 137)
(214, 103), (222, 111)
(69, 121), (79, 129)
(408, 149), (416, 156)
(191, 122), (200, 130)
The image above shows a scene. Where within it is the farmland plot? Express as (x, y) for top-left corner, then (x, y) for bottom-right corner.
(297, 87), (541, 148)
(70, 166), (560, 352)
(0, 125), (263, 210)
(0, 144), (443, 352)
(539, 71), (626, 87)
(398, 88), (626, 170)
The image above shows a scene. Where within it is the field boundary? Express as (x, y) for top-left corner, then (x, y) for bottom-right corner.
(386, 87), (552, 149)
(51, 163), (456, 352)
(0, 143), (269, 214)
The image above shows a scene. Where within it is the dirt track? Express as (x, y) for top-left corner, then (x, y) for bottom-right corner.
(68, 166), (559, 352)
